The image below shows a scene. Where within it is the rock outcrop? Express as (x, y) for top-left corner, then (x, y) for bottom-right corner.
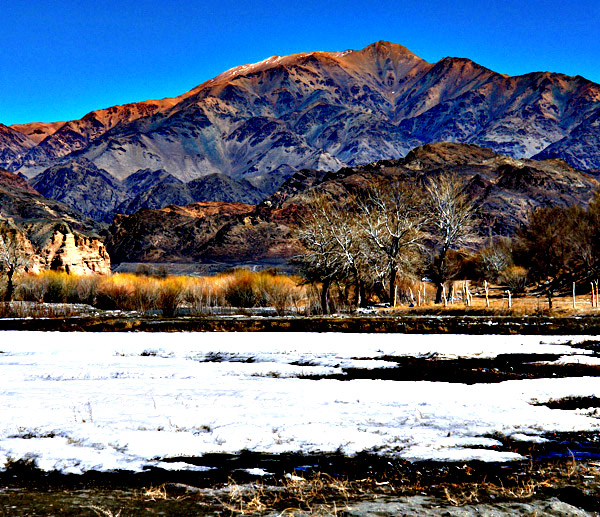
(0, 169), (111, 274)
(35, 227), (110, 274)
(105, 201), (301, 264)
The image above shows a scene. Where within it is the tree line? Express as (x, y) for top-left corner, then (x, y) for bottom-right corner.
(294, 173), (477, 313)
(514, 197), (600, 307)
(294, 173), (600, 313)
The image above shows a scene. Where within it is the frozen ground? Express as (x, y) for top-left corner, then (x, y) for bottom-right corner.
(0, 332), (599, 474)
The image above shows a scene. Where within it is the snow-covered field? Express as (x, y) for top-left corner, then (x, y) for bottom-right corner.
(0, 332), (599, 474)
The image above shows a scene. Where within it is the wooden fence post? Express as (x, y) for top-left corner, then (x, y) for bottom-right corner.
(484, 280), (490, 308)
(507, 290), (512, 309)
(573, 282), (576, 309)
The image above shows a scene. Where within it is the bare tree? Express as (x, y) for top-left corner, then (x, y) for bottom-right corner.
(294, 194), (344, 314)
(358, 179), (426, 305)
(477, 237), (514, 282)
(294, 193), (367, 313)
(515, 203), (594, 307)
(0, 224), (32, 302)
(425, 173), (478, 303)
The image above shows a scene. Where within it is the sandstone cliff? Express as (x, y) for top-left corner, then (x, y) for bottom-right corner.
(33, 225), (111, 274)
(0, 169), (111, 274)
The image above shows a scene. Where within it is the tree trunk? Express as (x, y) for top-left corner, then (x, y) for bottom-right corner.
(389, 265), (397, 306)
(435, 282), (444, 304)
(354, 278), (368, 308)
(320, 279), (330, 315)
(359, 281), (367, 308)
(4, 266), (15, 302)
(433, 250), (447, 304)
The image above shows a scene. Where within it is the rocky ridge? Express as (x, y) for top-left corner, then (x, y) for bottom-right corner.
(0, 124), (36, 171)
(105, 201), (301, 264)
(28, 158), (272, 222)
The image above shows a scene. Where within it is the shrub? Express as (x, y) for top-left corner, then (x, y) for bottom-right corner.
(43, 271), (68, 303)
(96, 275), (135, 310)
(500, 266), (528, 294)
(256, 272), (302, 315)
(476, 238), (514, 282)
(14, 273), (44, 302)
(158, 278), (183, 317)
(131, 277), (160, 313)
(4, 268), (309, 314)
(182, 277), (226, 314)
(64, 275), (99, 305)
(223, 269), (263, 308)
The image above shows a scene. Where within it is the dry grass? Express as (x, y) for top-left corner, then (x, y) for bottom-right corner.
(196, 456), (600, 514)
(5, 269), (600, 317)
(87, 505), (122, 517)
(5, 269), (308, 316)
(142, 485), (168, 501)
(221, 269), (305, 313)
(0, 300), (78, 318)
(219, 472), (351, 515)
(388, 281), (600, 317)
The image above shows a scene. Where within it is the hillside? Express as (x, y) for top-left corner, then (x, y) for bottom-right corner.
(29, 159), (268, 222)
(105, 143), (599, 264)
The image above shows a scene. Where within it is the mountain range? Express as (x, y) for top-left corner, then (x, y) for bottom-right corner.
(1, 41), (600, 223)
(27, 159), (266, 222)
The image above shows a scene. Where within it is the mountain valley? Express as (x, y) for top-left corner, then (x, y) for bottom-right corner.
(2, 41), (600, 268)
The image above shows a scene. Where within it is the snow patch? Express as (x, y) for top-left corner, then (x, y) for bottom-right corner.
(0, 332), (598, 473)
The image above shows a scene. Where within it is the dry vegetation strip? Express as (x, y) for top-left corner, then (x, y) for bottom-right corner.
(1, 269), (308, 316)
(3, 457), (599, 515)
(2, 267), (600, 322)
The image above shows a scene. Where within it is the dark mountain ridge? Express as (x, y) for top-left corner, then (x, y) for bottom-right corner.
(28, 158), (270, 222)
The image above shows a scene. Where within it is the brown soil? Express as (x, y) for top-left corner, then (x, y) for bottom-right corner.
(1, 452), (599, 515)
(3, 313), (600, 335)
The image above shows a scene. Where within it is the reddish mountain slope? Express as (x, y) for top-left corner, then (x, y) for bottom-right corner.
(3, 41), (599, 184)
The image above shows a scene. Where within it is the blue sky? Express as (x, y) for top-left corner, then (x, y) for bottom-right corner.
(1, 0), (599, 125)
